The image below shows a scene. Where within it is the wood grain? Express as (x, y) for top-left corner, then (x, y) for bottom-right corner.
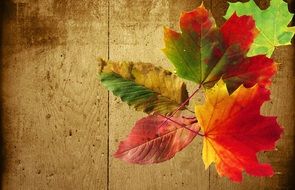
(1, 0), (109, 189)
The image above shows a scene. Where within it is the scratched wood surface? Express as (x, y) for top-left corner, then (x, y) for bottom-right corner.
(1, 0), (294, 190)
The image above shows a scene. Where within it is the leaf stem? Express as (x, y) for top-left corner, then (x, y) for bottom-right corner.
(185, 107), (195, 114)
(158, 114), (200, 135)
(158, 83), (202, 128)
(197, 132), (205, 137)
(173, 84), (202, 115)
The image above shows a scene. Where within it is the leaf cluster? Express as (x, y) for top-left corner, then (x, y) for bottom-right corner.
(99, 0), (293, 182)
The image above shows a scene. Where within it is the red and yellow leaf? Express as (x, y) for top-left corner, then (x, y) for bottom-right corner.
(195, 80), (283, 182)
(163, 4), (276, 93)
(114, 115), (199, 164)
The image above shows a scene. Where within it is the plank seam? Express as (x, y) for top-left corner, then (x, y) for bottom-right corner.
(107, 0), (110, 190)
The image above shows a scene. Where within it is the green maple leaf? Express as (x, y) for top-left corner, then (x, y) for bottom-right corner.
(225, 0), (294, 57)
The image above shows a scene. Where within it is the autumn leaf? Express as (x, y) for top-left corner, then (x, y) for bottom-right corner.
(195, 80), (283, 182)
(163, 4), (219, 83)
(204, 55), (277, 91)
(163, 4), (276, 93)
(99, 58), (188, 115)
(225, 0), (294, 57)
(114, 115), (199, 164)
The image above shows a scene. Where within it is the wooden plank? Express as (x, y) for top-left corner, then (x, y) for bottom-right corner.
(209, 0), (295, 189)
(108, 0), (211, 189)
(1, 0), (109, 189)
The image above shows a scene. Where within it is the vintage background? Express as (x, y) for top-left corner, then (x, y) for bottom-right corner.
(1, 0), (294, 189)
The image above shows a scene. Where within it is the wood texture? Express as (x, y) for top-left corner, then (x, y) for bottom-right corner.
(1, 0), (109, 189)
(1, 0), (294, 190)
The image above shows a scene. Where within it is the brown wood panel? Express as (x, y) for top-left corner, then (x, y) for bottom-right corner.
(108, 0), (211, 190)
(1, 0), (109, 189)
(209, 0), (295, 189)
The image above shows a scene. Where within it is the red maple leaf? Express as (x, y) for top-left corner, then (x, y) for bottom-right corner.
(195, 80), (283, 182)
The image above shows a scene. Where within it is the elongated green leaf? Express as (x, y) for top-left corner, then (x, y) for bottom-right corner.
(99, 59), (188, 115)
(225, 0), (294, 57)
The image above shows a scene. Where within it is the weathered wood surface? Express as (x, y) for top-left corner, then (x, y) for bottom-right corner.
(1, 0), (294, 189)
(1, 0), (109, 189)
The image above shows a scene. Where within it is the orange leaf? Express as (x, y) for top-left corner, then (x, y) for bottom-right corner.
(195, 80), (283, 182)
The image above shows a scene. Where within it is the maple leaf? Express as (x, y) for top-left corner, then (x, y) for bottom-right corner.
(225, 0), (295, 57)
(195, 80), (283, 182)
(114, 115), (200, 164)
(99, 58), (188, 115)
(163, 4), (276, 93)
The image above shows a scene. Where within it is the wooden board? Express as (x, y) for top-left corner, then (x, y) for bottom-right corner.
(1, 0), (294, 189)
(1, 0), (109, 189)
